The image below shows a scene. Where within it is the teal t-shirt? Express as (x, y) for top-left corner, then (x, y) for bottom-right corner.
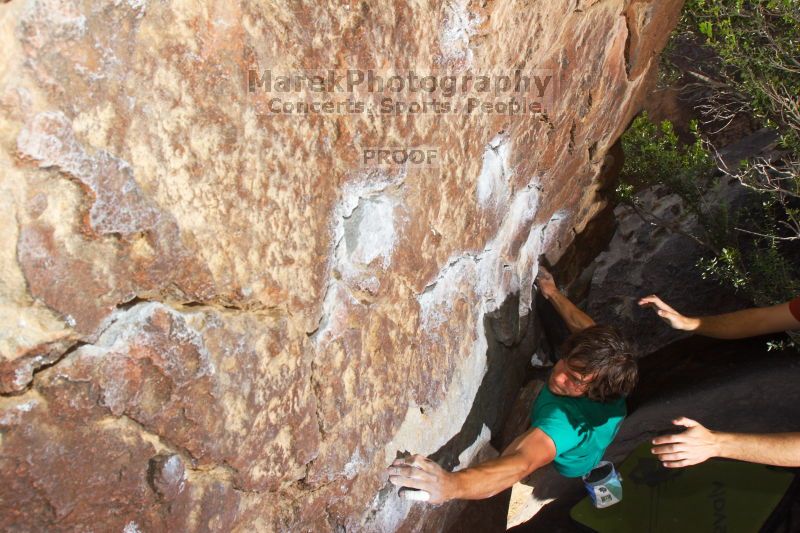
(530, 385), (626, 477)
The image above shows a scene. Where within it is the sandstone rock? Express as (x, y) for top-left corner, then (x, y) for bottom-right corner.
(35, 302), (320, 492)
(0, 0), (682, 530)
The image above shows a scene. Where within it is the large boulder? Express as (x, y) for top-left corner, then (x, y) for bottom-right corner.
(0, 0), (682, 530)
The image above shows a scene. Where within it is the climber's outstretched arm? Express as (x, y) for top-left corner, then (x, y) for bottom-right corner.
(536, 267), (596, 333)
(386, 428), (556, 503)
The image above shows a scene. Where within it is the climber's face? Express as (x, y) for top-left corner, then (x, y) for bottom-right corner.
(548, 359), (594, 397)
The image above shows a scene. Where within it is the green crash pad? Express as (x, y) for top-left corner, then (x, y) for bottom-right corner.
(571, 440), (795, 533)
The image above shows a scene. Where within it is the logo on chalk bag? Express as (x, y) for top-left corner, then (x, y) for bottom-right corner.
(592, 484), (621, 508)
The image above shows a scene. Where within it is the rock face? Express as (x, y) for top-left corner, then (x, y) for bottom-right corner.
(0, 0), (681, 531)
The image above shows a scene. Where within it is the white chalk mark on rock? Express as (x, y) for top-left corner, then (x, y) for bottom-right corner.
(476, 134), (512, 210)
(438, 0), (483, 68)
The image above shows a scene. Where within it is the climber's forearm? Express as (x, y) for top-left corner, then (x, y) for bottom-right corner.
(450, 453), (541, 500)
(450, 428), (557, 500)
(545, 290), (596, 333)
(388, 429), (556, 504)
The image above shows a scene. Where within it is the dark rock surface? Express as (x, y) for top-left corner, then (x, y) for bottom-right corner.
(581, 183), (752, 357)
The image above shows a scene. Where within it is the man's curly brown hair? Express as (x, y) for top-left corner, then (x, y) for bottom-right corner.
(560, 325), (638, 402)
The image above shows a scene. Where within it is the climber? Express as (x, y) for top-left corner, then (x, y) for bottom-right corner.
(386, 268), (638, 504)
(639, 294), (800, 468)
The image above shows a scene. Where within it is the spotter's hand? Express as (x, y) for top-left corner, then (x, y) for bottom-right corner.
(651, 417), (719, 467)
(638, 294), (698, 331)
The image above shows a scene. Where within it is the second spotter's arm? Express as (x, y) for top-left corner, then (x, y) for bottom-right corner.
(652, 417), (800, 468)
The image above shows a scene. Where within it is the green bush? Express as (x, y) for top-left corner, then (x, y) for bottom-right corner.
(683, 0), (800, 153)
(617, 0), (800, 311)
(619, 114), (715, 209)
(618, 112), (800, 307)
